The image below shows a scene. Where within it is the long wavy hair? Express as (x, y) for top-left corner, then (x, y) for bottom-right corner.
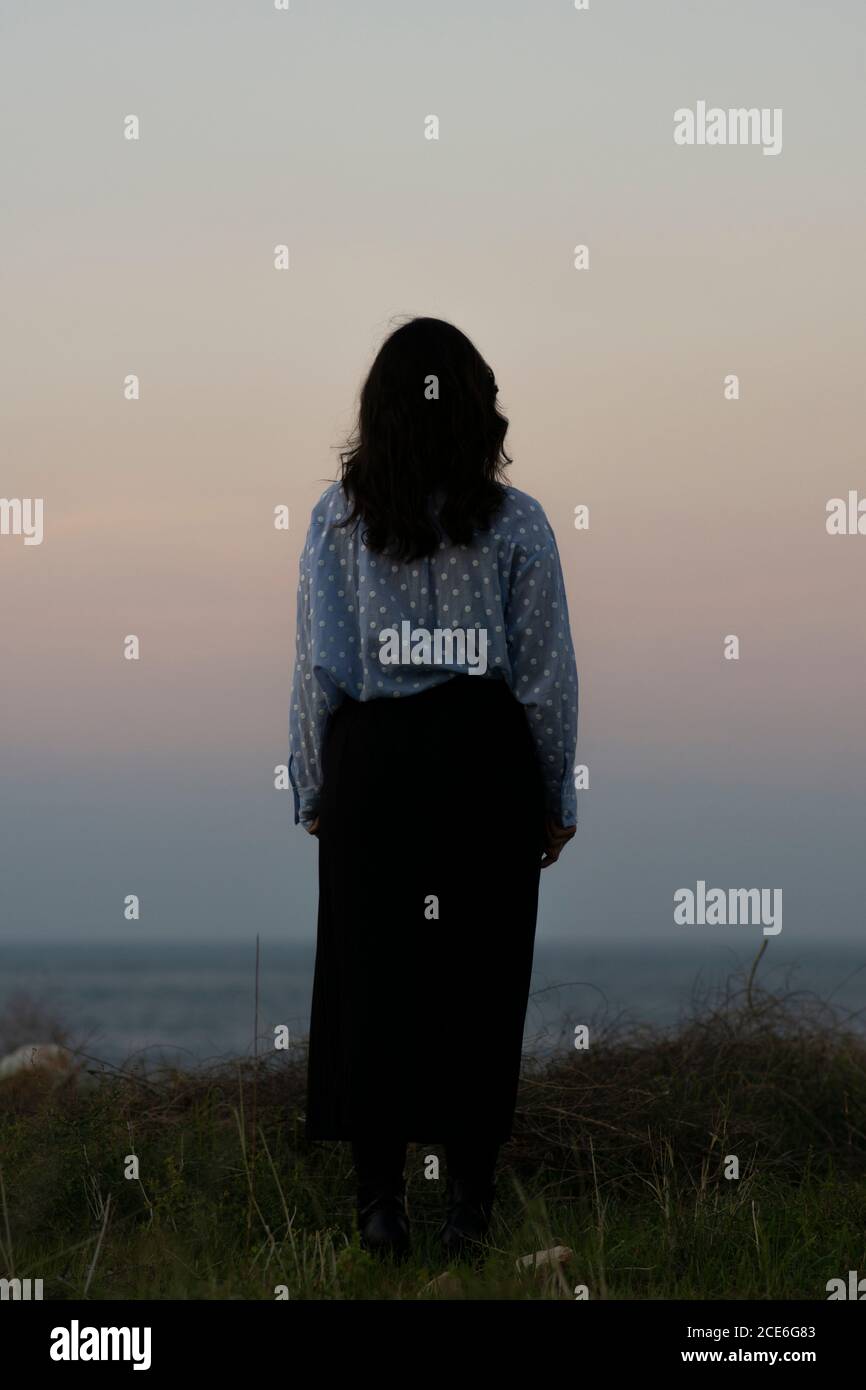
(336, 317), (512, 561)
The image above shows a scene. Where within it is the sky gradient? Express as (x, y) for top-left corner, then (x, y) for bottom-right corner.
(1, 1), (864, 948)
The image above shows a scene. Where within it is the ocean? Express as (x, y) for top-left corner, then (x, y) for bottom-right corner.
(1, 938), (864, 1069)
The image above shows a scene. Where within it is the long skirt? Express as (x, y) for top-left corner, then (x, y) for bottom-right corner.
(304, 673), (546, 1143)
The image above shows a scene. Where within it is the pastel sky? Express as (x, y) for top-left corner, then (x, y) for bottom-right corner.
(1, 0), (863, 946)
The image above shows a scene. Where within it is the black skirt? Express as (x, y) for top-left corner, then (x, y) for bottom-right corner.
(304, 673), (546, 1143)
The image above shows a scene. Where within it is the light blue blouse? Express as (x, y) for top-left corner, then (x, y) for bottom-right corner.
(288, 482), (579, 830)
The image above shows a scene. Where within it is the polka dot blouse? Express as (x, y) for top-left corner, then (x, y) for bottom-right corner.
(289, 482), (579, 830)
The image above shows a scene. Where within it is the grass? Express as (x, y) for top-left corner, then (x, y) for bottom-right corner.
(1, 953), (865, 1300)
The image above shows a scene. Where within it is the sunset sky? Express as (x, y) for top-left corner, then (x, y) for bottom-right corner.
(2, 0), (864, 947)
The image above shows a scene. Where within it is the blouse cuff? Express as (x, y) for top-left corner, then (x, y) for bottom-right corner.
(557, 770), (578, 829)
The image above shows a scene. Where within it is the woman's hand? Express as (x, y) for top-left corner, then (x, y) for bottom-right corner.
(540, 815), (575, 869)
(306, 817), (320, 837)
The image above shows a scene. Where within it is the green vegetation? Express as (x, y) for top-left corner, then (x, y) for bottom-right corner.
(1, 961), (864, 1300)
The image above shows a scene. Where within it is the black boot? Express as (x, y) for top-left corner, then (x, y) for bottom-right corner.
(356, 1179), (411, 1260)
(352, 1134), (411, 1260)
(438, 1176), (496, 1258)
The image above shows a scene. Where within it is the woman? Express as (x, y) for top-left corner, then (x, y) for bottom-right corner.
(289, 317), (578, 1260)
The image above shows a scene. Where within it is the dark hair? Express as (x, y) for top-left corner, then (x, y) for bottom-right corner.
(336, 317), (512, 561)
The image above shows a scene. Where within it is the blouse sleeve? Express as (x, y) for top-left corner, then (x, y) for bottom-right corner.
(504, 516), (579, 827)
(288, 513), (331, 828)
